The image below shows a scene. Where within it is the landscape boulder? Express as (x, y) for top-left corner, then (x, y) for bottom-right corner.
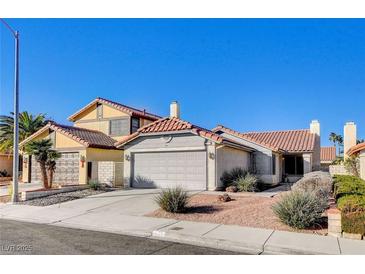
(218, 193), (232, 202)
(291, 171), (333, 198)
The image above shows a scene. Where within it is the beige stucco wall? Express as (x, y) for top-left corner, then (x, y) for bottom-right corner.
(55, 132), (84, 149)
(74, 105), (98, 121)
(0, 155), (13, 176)
(102, 105), (129, 118)
(216, 145), (250, 189)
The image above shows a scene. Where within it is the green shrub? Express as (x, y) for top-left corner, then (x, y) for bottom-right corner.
(220, 167), (248, 188)
(155, 187), (189, 213)
(235, 173), (258, 192)
(333, 175), (365, 198)
(88, 180), (101, 190)
(272, 191), (328, 229)
(344, 155), (360, 177)
(337, 194), (365, 211)
(341, 210), (365, 236)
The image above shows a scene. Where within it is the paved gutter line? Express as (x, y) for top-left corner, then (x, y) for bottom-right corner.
(261, 230), (275, 255)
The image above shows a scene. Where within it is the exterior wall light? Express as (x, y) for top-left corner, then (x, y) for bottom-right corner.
(209, 152), (215, 160)
(80, 155), (86, 168)
(125, 154), (131, 161)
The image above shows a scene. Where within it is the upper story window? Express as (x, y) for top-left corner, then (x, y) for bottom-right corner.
(109, 119), (129, 136)
(131, 117), (140, 133)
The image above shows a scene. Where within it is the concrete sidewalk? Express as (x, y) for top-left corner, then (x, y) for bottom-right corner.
(1, 190), (365, 255)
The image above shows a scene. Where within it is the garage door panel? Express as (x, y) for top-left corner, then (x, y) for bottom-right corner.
(132, 151), (207, 190)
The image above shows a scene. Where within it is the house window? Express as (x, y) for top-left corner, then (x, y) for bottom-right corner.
(109, 119), (129, 136)
(272, 154), (276, 175)
(131, 117), (140, 133)
(284, 155), (304, 175)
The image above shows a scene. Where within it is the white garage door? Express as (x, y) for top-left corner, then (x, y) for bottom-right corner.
(132, 151), (207, 190)
(31, 152), (79, 185)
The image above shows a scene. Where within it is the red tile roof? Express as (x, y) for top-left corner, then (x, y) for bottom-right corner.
(213, 125), (316, 153)
(348, 142), (365, 156)
(20, 121), (119, 150)
(321, 147), (336, 162)
(68, 97), (161, 122)
(115, 117), (253, 151)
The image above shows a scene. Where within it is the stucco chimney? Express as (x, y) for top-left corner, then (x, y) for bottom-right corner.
(310, 120), (321, 171)
(310, 120), (320, 136)
(170, 101), (180, 119)
(344, 122), (357, 159)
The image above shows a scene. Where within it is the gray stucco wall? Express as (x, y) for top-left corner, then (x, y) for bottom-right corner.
(216, 146), (250, 189)
(217, 132), (281, 185)
(123, 132), (210, 189)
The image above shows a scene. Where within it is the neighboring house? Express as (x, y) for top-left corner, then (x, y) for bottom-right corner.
(116, 102), (254, 190)
(320, 147), (336, 171)
(0, 153), (13, 176)
(20, 97), (160, 186)
(347, 142), (365, 180)
(212, 121), (321, 184)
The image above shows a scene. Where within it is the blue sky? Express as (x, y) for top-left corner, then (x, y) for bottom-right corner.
(1, 19), (364, 146)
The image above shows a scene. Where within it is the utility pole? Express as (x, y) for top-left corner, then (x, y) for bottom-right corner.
(1, 19), (20, 203)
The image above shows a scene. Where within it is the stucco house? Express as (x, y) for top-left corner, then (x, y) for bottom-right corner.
(20, 97), (160, 186)
(320, 146), (337, 171)
(116, 103), (254, 190)
(212, 121), (321, 184)
(19, 97), (321, 190)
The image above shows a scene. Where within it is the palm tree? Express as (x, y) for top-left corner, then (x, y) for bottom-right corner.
(329, 132), (344, 156)
(25, 139), (59, 189)
(329, 132), (337, 147)
(0, 111), (47, 153)
(46, 150), (61, 189)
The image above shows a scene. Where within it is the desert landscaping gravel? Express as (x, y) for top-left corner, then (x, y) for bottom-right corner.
(18, 188), (115, 207)
(147, 193), (328, 235)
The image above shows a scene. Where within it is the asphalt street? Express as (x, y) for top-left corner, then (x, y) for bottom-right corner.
(0, 219), (242, 255)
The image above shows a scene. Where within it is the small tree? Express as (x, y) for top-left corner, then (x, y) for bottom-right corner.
(25, 139), (59, 189)
(344, 155), (360, 177)
(46, 150), (61, 188)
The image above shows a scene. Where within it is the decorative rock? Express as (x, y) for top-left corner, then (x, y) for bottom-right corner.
(218, 193), (232, 203)
(226, 186), (238, 193)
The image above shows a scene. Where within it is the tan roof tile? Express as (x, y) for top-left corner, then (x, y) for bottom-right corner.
(321, 147), (336, 162)
(348, 142), (365, 156)
(115, 117), (253, 151)
(21, 121), (119, 150)
(213, 125), (316, 153)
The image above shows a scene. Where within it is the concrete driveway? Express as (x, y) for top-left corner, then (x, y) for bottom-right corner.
(49, 188), (163, 216)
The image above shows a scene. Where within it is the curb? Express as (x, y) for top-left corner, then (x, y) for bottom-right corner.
(152, 230), (263, 255)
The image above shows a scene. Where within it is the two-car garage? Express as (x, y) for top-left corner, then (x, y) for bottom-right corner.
(131, 151), (207, 190)
(119, 117), (254, 191)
